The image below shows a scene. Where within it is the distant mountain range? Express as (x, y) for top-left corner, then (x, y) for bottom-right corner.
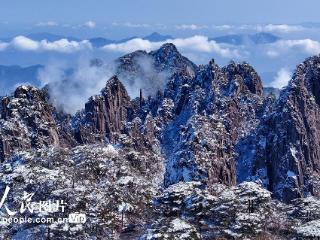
(211, 32), (280, 45)
(88, 32), (174, 47)
(0, 32), (175, 49)
(26, 32), (80, 42)
(1, 32), (280, 47)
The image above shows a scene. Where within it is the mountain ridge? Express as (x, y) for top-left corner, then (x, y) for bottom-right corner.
(0, 43), (319, 239)
(211, 32), (280, 45)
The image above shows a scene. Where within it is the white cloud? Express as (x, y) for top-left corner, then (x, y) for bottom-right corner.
(0, 41), (9, 51)
(40, 39), (92, 53)
(38, 59), (114, 114)
(170, 36), (240, 57)
(212, 25), (234, 31)
(38, 55), (170, 114)
(36, 21), (58, 27)
(1, 36), (92, 53)
(266, 50), (279, 57)
(175, 24), (208, 30)
(103, 38), (159, 52)
(267, 39), (320, 57)
(102, 35), (240, 58)
(12, 36), (39, 51)
(124, 22), (149, 28)
(240, 24), (305, 33)
(263, 24), (304, 33)
(269, 68), (292, 88)
(84, 20), (96, 28)
(112, 22), (150, 28)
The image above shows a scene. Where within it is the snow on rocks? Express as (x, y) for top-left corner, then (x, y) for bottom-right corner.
(296, 220), (320, 238)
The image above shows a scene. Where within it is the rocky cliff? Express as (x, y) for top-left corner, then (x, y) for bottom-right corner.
(249, 56), (320, 202)
(0, 86), (60, 160)
(75, 75), (132, 144)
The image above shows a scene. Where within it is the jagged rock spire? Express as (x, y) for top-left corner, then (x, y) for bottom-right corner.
(80, 75), (131, 143)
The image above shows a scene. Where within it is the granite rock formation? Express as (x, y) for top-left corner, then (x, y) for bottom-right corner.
(250, 56), (320, 201)
(0, 44), (320, 239)
(0, 86), (60, 160)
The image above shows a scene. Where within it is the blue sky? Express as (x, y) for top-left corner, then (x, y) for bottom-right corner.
(0, 0), (319, 40)
(1, 0), (320, 38)
(1, 0), (320, 25)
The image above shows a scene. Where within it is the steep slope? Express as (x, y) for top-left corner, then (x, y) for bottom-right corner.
(162, 59), (265, 187)
(75, 76), (132, 144)
(1, 44), (320, 239)
(115, 45), (265, 189)
(249, 56), (320, 201)
(115, 43), (197, 97)
(0, 86), (60, 161)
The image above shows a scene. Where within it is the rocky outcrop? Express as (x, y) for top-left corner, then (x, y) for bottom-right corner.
(0, 86), (60, 161)
(250, 56), (320, 201)
(76, 76), (132, 143)
(117, 43), (197, 79)
(221, 61), (263, 97)
(162, 59), (264, 188)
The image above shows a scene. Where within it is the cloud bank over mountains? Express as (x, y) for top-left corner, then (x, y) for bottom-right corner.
(29, 21), (315, 34)
(0, 36), (92, 53)
(2, 34), (320, 60)
(268, 68), (292, 88)
(38, 59), (114, 114)
(102, 36), (241, 58)
(267, 39), (320, 57)
(2, 30), (320, 92)
(172, 23), (306, 33)
(0, 35), (242, 59)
